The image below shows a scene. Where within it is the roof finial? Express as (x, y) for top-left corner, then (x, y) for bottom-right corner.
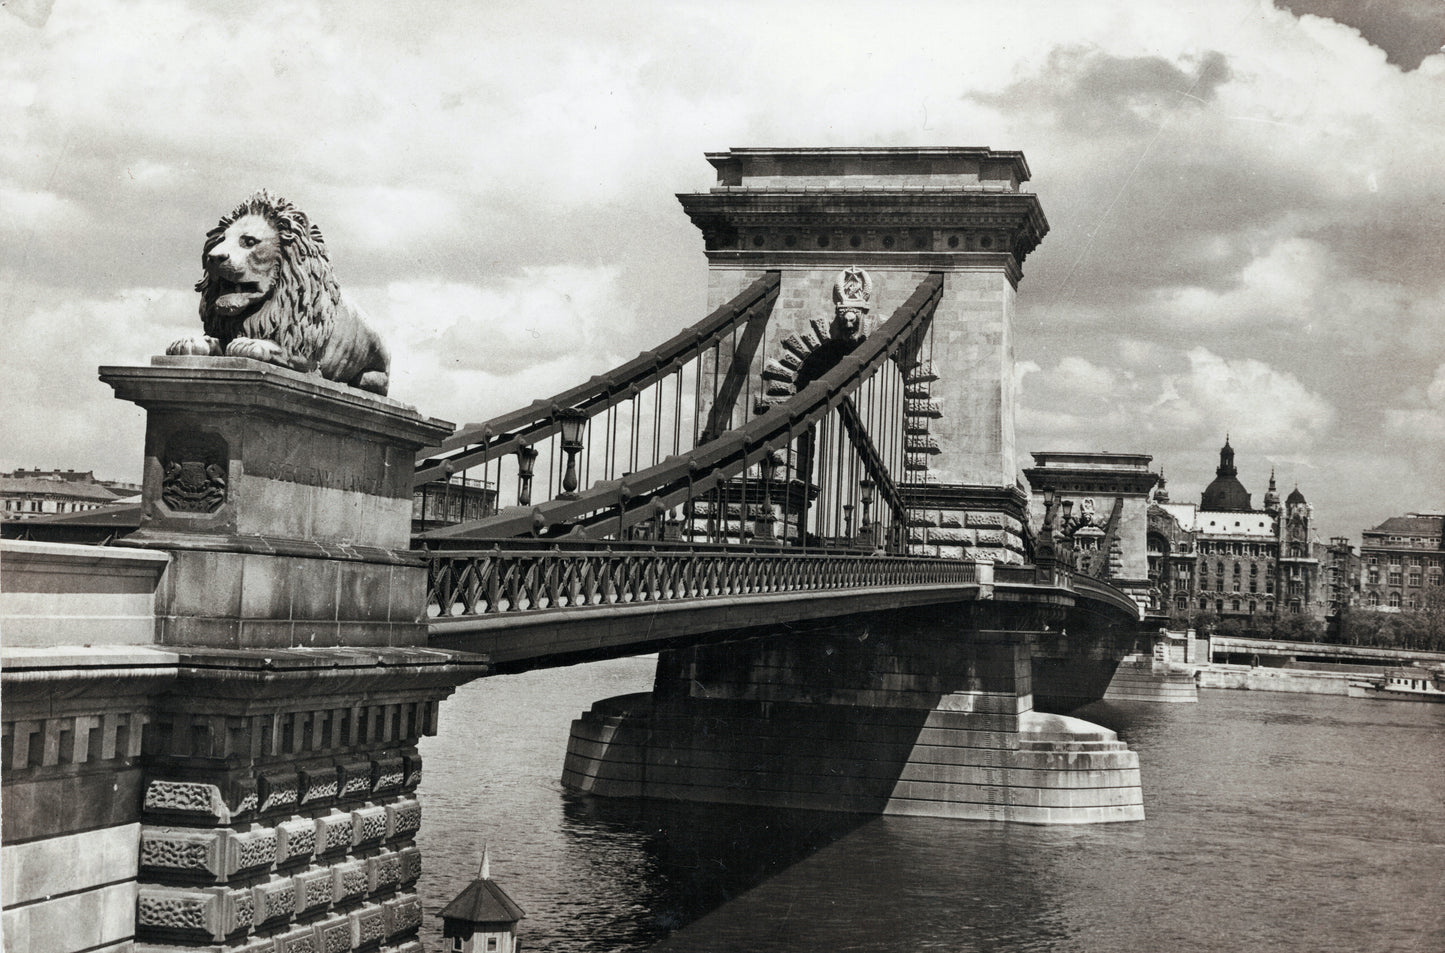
(479, 844), (491, 881)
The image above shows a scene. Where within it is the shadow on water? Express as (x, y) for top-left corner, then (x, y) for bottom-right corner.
(558, 794), (872, 939)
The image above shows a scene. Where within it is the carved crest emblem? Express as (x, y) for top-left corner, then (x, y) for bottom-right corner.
(160, 432), (228, 514)
(831, 266), (873, 341)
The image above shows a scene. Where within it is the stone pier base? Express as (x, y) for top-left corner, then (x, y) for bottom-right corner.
(563, 612), (1142, 824)
(1102, 654), (1200, 703)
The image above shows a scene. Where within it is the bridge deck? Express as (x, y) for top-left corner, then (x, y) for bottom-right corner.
(424, 547), (1137, 672)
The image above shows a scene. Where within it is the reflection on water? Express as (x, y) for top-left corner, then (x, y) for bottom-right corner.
(418, 658), (1445, 952)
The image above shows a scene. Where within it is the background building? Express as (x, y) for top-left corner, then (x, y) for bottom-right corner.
(1146, 439), (1328, 628)
(0, 468), (136, 520)
(1358, 513), (1445, 611)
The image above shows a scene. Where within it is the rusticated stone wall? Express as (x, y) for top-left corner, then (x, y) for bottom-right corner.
(1, 651), (163, 953)
(1, 647), (482, 953)
(130, 650), (471, 953)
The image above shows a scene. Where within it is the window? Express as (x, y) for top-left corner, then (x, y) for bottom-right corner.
(1388, 592), (1401, 608)
(1249, 601), (1257, 614)
(1266, 580), (1274, 594)
(1200, 597), (1209, 610)
(452, 939), (464, 953)
(1176, 596), (1187, 611)
(1217, 561), (1224, 575)
(1368, 569), (1379, 584)
(1249, 580), (1257, 593)
(1231, 599), (1240, 611)
(1215, 580), (1223, 593)
(1232, 580), (1241, 592)
(488, 940), (499, 952)
(1216, 600), (1224, 613)
(1290, 601), (1301, 614)
(1368, 592), (1380, 606)
(1388, 570), (1402, 586)
(1408, 572), (1421, 587)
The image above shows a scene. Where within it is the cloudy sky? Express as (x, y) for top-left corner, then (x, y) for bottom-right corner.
(2, 0), (1442, 542)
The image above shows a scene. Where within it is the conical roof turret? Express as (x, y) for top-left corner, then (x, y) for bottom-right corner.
(1263, 468), (1280, 515)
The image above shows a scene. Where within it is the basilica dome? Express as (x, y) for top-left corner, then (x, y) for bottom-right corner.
(1200, 438), (1253, 512)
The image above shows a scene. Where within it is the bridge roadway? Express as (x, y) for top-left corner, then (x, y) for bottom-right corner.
(424, 543), (1141, 672)
(1211, 634), (1445, 667)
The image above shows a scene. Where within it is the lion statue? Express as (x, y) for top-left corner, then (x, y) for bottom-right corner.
(167, 190), (391, 395)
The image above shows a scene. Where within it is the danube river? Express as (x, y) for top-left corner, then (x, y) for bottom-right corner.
(417, 656), (1444, 952)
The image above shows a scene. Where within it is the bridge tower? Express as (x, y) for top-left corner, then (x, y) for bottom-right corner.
(679, 147), (1048, 562)
(557, 151), (1141, 824)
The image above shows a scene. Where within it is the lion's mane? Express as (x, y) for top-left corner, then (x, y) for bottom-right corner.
(195, 190), (342, 368)
(192, 189), (389, 393)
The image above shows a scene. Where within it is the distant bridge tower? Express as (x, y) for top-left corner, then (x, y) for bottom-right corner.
(678, 147), (1048, 561)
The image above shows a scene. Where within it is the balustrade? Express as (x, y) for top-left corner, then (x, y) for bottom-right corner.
(426, 546), (979, 620)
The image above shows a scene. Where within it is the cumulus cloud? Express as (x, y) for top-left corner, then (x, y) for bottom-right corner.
(1, 0), (1441, 536)
(1159, 348), (1335, 446)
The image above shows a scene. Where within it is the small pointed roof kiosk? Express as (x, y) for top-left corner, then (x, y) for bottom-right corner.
(438, 849), (526, 953)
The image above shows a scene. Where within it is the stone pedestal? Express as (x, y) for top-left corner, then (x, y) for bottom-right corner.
(5, 356), (491, 953)
(563, 607), (1142, 824)
(100, 356), (453, 648)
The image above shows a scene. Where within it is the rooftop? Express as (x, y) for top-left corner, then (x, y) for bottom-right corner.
(1363, 513), (1444, 539)
(702, 146), (1031, 192)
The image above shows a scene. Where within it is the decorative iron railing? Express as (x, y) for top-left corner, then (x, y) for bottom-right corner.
(426, 544), (980, 620)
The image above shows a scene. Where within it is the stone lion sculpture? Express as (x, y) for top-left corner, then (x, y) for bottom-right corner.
(167, 190), (391, 395)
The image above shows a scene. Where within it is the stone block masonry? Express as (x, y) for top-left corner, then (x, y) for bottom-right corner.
(679, 148), (1049, 559)
(563, 606), (1143, 824)
(3, 355), (485, 953)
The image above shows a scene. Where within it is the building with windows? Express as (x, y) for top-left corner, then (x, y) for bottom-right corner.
(1325, 536), (1361, 618)
(0, 469), (134, 520)
(1358, 513), (1445, 611)
(1146, 438), (1328, 625)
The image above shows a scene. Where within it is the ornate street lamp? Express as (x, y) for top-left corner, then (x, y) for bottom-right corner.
(1036, 486), (1057, 570)
(556, 408), (587, 499)
(858, 478), (875, 546)
(515, 445), (539, 507)
(756, 451), (778, 542)
(843, 503), (855, 542)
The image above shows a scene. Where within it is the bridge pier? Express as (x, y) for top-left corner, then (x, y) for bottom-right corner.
(563, 605), (1143, 824)
(3, 358), (486, 953)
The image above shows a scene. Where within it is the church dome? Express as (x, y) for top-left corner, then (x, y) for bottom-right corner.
(1286, 486), (1307, 506)
(1200, 437), (1253, 512)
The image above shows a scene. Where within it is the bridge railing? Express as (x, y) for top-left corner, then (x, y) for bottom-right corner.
(993, 562), (1142, 620)
(425, 544), (980, 619)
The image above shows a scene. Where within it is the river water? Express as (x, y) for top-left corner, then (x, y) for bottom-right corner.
(417, 656), (1444, 952)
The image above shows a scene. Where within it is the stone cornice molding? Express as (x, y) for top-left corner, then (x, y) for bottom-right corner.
(100, 357), (454, 450)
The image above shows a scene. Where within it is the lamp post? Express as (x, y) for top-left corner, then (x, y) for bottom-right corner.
(556, 408), (587, 499)
(858, 478), (875, 547)
(515, 445), (539, 507)
(1036, 486), (1057, 574)
(843, 503), (855, 543)
(756, 451), (778, 543)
